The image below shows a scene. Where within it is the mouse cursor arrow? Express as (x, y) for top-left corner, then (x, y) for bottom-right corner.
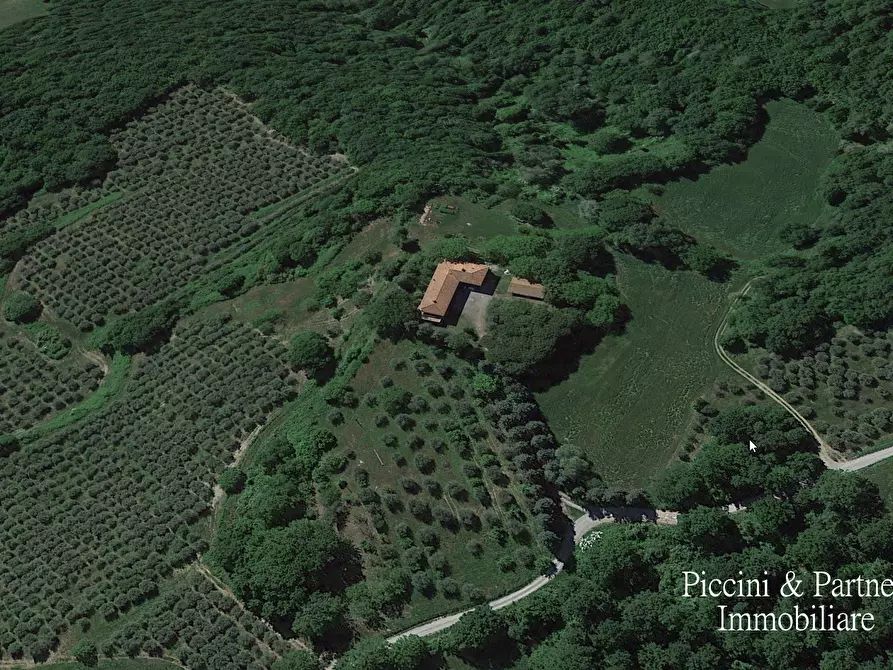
(749, 440), (758, 453)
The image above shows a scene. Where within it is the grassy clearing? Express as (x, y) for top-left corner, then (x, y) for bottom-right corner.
(328, 340), (545, 630)
(53, 192), (124, 230)
(423, 196), (517, 242)
(419, 196), (583, 250)
(202, 279), (315, 330)
(536, 256), (735, 488)
(331, 219), (396, 265)
(655, 99), (838, 259)
(0, 0), (49, 29)
(861, 460), (893, 511)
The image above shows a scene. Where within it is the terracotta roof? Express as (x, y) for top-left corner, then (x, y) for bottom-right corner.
(418, 261), (489, 317)
(508, 277), (545, 299)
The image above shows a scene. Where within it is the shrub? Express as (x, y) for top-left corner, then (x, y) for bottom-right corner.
(412, 571), (435, 597)
(381, 387), (411, 415)
(3, 291), (42, 323)
(399, 477), (420, 494)
(423, 381), (444, 398)
(510, 202), (549, 227)
(515, 547), (535, 568)
(408, 498), (430, 520)
(439, 578), (461, 599)
(72, 639), (98, 667)
(428, 552), (449, 576)
(407, 396), (429, 413)
(395, 414), (416, 431)
(472, 373), (501, 398)
(459, 509), (481, 530)
(413, 360), (432, 376)
(587, 127), (631, 154)
(462, 463), (481, 478)
(403, 546), (426, 572)
(497, 556), (517, 572)
(465, 585), (486, 604)
(423, 478), (442, 497)
(418, 528), (439, 549)
(446, 381), (465, 399)
(218, 468), (246, 494)
(466, 539), (484, 556)
(414, 454), (435, 474)
(432, 505), (458, 530)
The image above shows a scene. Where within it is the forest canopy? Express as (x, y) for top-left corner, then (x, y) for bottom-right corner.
(1, 0), (891, 219)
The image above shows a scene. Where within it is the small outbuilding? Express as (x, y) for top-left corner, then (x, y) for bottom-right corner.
(508, 277), (545, 300)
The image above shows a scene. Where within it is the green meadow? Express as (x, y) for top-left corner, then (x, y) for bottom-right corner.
(0, 0), (49, 29)
(536, 257), (735, 489)
(655, 99), (837, 259)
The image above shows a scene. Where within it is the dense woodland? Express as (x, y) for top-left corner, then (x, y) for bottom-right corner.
(3, 0), (893, 669)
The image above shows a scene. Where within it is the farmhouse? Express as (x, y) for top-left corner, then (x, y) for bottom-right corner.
(508, 277), (545, 300)
(418, 260), (489, 323)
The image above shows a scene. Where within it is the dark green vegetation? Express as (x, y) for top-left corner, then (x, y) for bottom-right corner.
(0, 328), (103, 434)
(3, 290), (41, 322)
(210, 333), (577, 647)
(483, 300), (578, 376)
(9, 661), (179, 670)
(3, 0), (893, 668)
(729, 146), (893, 356)
(537, 257), (733, 487)
(16, 87), (346, 331)
(2, 0), (890, 220)
(96, 572), (293, 667)
(651, 405), (822, 510)
(443, 472), (893, 670)
(655, 100), (838, 259)
(316, 341), (551, 630)
(0, 316), (296, 659)
(862, 458), (893, 509)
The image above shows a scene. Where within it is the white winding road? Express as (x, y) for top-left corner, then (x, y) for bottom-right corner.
(715, 278), (893, 471)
